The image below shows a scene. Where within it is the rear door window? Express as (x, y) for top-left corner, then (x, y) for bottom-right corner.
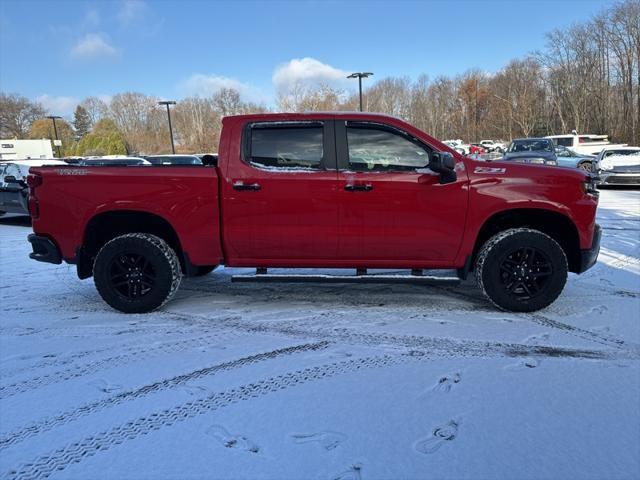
(248, 124), (324, 170)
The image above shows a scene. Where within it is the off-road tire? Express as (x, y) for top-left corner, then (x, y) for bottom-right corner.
(475, 228), (568, 312)
(94, 233), (182, 313)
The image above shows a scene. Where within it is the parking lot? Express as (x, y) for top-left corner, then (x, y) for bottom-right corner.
(1, 189), (639, 480)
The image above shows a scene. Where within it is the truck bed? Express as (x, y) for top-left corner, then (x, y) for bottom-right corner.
(29, 165), (223, 268)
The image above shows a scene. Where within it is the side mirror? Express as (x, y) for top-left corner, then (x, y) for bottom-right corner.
(428, 151), (457, 184)
(4, 175), (27, 187)
(2, 175), (27, 192)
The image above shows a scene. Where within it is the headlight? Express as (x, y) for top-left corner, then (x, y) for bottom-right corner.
(599, 159), (612, 170)
(581, 177), (599, 197)
(528, 158), (545, 164)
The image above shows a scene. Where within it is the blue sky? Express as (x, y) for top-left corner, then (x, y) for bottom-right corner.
(0, 0), (615, 116)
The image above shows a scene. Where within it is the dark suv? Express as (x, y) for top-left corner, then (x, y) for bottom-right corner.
(504, 138), (557, 165)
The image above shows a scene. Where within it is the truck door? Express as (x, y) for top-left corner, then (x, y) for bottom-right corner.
(221, 119), (339, 265)
(335, 120), (468, 266)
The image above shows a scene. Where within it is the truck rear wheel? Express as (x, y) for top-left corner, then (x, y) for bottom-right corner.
(93, 233), (182, 313)
(475, 228), (567, 312)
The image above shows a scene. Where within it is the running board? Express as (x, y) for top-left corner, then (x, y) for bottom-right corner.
(231, 273), (460, 286)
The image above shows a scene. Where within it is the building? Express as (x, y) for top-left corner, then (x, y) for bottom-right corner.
(0, 139), (54, 160)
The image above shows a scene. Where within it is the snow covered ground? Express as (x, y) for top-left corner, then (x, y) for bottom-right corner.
(0, 189), (639, 480)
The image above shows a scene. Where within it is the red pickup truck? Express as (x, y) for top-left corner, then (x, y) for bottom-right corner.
(26, 112), (601, 314)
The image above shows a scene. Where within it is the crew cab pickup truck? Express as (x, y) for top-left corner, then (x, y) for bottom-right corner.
(26, 112), (601, 313)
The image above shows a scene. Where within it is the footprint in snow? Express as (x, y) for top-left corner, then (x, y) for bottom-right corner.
(88, 379), (122, 393)
(330, 463), (362, 480)
(505, 357), (540, 370)
(206, 424), (260, 453)
(524, 333), (550, 344)
(290, 431), (347, 451)
(431, 372), (461, 393)
(414, 420), (459, 455)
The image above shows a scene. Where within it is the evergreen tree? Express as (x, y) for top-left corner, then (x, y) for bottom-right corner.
(73, 105), (92, 139)
(75, 119), (127, 156)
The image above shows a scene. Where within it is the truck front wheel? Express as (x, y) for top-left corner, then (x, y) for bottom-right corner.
(93, 233), (182, 313)
(475, 228), (568, 312)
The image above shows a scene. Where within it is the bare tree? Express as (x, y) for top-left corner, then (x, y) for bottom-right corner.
(0, 93), (46, 138)
(79, 96), (109, 127)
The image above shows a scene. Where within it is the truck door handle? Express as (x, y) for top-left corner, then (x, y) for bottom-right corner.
(344, 184), (373, 192)
(233, 181), (261, 191)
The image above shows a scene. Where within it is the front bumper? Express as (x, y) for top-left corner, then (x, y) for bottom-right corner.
(27, 234), (62, 264)
(598, 171), (640, 186)
(576, 224), (601, 274)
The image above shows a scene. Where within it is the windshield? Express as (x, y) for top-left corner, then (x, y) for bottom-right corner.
(508, 139), (554, 153)
(603, 149), (640, 158)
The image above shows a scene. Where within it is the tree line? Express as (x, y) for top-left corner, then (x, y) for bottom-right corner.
(1, 0), (638, 156)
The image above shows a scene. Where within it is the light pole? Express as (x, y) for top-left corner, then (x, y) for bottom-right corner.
(46, 115), (62, 158)
(347, 72), (373, 112)
(158, 100), (176, 154)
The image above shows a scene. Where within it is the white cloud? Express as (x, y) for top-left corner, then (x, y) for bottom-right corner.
(83, 8), (100, 28)
(118, 0), (146, 26)
(180, 74), (265, 103)
(272, 57), (351, 93)
(36, 95), (80, 117)
(71, 33), (119, 60)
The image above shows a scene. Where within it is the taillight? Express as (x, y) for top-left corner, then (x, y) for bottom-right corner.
(27, 173), (43, 189)
(28, 196), (40, 218)
(27, 174), (42, 219)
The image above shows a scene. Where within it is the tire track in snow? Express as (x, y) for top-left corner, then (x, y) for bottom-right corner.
(0, 322), (240, 380)
(525, 313), (639, 352)
(163, 311), (625, 361)
(0, 331), (238, 399)
(0, 341), (329, 451)
(4, 355), (403, 480)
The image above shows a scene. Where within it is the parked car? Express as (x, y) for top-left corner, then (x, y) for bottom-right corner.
(503, 138), (557, 165)
(143, 155), (203, 166)
(480, 140), (506, 153)
(443, 140), (469, 155)
(546, 133), (626, 156)
(78, 156), (151, 166)
(555, 146), (596, 172)
(443, 141), (467, 155)
(595, 146), (640, 186)
(0, 159), (67, 216)
(469, 144), (486, 155)
(27, 112), (600, 314)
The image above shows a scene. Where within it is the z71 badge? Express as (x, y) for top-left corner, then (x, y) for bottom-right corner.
(474, 166), (506, 174)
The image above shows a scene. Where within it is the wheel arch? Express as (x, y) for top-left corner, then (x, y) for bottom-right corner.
(471, 208), (581, 273)
(78, 210), (189, 279)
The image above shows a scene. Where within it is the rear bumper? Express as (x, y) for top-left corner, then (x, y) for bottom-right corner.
(27, 234), (62, 264)
(576, 224), (601, 274)
(0, 190), (29, 215)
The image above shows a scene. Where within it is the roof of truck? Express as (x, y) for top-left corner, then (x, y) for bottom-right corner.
(223, 111), (403, 122)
